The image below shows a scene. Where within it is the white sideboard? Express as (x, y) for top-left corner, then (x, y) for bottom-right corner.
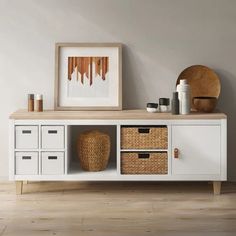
(9, 109), (227, 195)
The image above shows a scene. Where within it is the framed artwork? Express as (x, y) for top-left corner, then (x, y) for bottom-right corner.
(54, 43), (122, 110)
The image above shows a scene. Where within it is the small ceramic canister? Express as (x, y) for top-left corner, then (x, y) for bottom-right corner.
(146, 103), (158, 113)
(159, 98), (170, 112)
(35, 94), (43, 112)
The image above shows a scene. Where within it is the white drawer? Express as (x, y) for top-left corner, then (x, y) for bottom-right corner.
(41, 126), (64, 149)
(41, 152), (64, 175)
(15, 152), (38, 175)
(15, 126), (38, 149)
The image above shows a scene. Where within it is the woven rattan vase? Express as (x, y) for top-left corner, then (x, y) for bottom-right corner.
(78, 130), (111, 171)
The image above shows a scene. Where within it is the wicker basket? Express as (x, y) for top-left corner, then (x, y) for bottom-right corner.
(121, 126), (168, 149)
(121, 152), (168, 175)
(77, 130), (111, 171)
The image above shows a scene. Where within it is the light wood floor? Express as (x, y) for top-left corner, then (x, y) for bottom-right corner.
(0, 181), (236, 236)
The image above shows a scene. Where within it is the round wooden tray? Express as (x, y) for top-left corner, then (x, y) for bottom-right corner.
(176, 65), (221, 108)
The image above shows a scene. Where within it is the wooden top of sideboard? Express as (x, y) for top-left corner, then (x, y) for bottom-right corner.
(9, 109), (227, 120)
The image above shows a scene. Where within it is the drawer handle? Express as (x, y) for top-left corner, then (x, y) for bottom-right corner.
(138, 153), (150, 159)
(22, 130), (31, 134)
(138, 128), (150, 133)
(22, 156), (31, 160)
(48, 130), (57, 134)
(174, 148), (179, 159)
(48, 156), (58, 160)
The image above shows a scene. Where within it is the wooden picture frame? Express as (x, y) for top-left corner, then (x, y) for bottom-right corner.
(54, 43), (122, 110)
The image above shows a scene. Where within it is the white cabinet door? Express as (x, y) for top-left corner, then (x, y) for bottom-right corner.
(172, 125), (221, 175)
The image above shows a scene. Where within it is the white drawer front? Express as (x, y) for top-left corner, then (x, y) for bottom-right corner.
(15, 126), (38, 149)
(41, 126), (64, 149)
(41, 152), (64, 175)
(15, 152), (38, 175)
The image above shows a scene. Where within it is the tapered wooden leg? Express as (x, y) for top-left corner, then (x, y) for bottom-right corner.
(23, 181), (28, 185)
(213, 181), (221, 195)
(16, 181), (23, 195)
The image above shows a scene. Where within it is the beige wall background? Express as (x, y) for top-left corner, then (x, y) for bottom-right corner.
(0, 0), (235, 180)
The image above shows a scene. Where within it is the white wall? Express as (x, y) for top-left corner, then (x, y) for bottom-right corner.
(0, 0), (236, 180)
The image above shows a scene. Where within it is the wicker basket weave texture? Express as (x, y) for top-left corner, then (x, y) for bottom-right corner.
(78, 130), (111, 171)
(121, 127), (168, 149)
(121, 152), (168, 175)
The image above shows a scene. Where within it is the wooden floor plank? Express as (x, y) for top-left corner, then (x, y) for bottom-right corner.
(0, 181), (236, 236)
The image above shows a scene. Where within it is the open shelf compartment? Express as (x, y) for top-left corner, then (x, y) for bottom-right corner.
(66, 125), (118, 177)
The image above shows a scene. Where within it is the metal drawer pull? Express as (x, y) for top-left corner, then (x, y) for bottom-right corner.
(22, 156), (31, 160)
(138, 128), (150, 133)
(138, 153), (150, 159)
(174, 148), (179, 158)
(48, 130), (57, 134)
(48, 156), (58, 160)
(22, 130), (31, 134)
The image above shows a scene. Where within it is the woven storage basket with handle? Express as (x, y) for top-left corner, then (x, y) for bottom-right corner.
(78, 130), (111, 171)
(121, 126), (168, 149)
(121, 152), (168, 174)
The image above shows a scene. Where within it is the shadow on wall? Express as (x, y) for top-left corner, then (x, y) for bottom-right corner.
(122, 45), (145, 109)
(215, 69), (236, 181)
(122, 44), (176, 109)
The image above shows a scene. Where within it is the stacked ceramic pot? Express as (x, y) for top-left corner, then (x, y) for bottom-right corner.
(176, 79), (191, 115)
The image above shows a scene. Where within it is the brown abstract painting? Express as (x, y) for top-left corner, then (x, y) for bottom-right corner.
(55, 43), (121, 110)
(68, 57), (109, 86)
